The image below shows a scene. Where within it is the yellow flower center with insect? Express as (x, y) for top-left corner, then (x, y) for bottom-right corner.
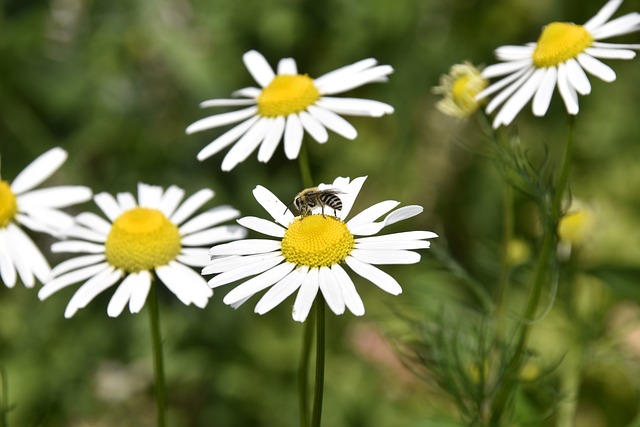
(451, 72), (488, 115)
(257, 74), (320, 117)
(105, 207), (181, 273)
(0, 181), (18, 228)
(281, 215), (354, 268)
(533, 22), (594, 68)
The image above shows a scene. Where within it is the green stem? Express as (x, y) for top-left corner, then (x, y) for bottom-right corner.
(298, 141), (314, 188)
(299, 306), (315, 427)
(495, 183), (514, 339)
(0, 364), (7, 427)
(311, 296), (326, 427)
(490, 116), (575, 425)
(148, 283), (167, 427)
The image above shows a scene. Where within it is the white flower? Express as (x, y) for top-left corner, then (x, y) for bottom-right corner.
(0, 147), (92, 288)
(38, 183), (247, 318)
(477, 0), (640, 128)
(204, 176), (437, 322)
(186, 50), (394, 171)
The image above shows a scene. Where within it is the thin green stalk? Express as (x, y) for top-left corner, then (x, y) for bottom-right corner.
(490, 116), (576, 425)
(299, 306), (315, 427)
(495, 183), (514, 339)
(297, 140), (317, 427)
(0, 364), (7, 427)
(311, 296), (326, 427)
(148, 283), (167, 427)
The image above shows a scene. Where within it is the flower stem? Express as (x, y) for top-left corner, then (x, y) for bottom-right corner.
(298, 141), (314, 188)
(0, 364), (8, 427)
(299, 305), (315, 427)
(490, 116), (575, 425)
(311, 296), (326, 427)
(147, 283), (167, 427)
(495, 182), (514, 339)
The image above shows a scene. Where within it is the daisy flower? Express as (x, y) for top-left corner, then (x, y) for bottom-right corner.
(204, 176), (437, 322)
(433, 61), (488, 118)
(38, 183), (246, 318)
(186, 50), (394, 171)
(0, 147), (92, 288)
(476, 0), (640, 128)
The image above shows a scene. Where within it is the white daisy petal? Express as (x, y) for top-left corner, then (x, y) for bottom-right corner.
(347, 200), (400, 228)
(223, 262), (294, 306)
(181, 225), (246, 246)
(17, 186), (92, 210)
(565, 58), (591, 96)
(334, 176), (367, 220)
(16, 209), (74, 236)
(75, 212), (112, 235)
(203, 252), (282, 275)
(221, 117), (271, 171)
(313, 58), (378, 88)
(557, 63), (580, 115)
(316, 97), (394, 117)
(207, 254), (284, 288)
(495, 45), (536, 61)
(277, 57), (297, 74)
(64, 224), (107, 243)
(345, 256), (402, 295)
(252, 185), (295, 227)
(159, 185), (185, 218)
(200, 99), (257, 107)
(50, 254), (106, 278)
(351, 249), (421, 265)
(94, 192), (123, 222)
(481, 59), (532, 79)
(476, 66), (531, 101)
(186, 106), (258, 135)
(232, 87), (262, 98)
(0, 237), (17, 288)
(254, 266), (308, 314)
(128, 271), (152, 314)
(196, 116), (260, 162)
(532, 66), (558, 116)
(209, 239), (281, 257)
(493, 67), (545, 127)
(157, 261), (212, 308)
(257, 116), (286, 163)
(39, 262), (111, 300)
(179, 206), (241, 235)
(306, 105), (358, 140)
(292, 267), (320, 322)
(331, 264), (365, 316)
(170, 188), (214, 225)
(10, 147), (67, 194)
(584, 47), (636, 60)
(177, 250), (211, 267)
(243, 50), (276, 88)
(7, 224), (50, 287)
(316, 65), (394, 95)
(318, 266), (345, 315)
(64, 267), (122, 318)
(299, 110), (329, 143)
(116, 192), (137, 211)
(591, 13), (640, 39)
(237, 216), (286, 238)
(584, 0), (623, 31)
(349, 205), (424, 236)
(356, 230), (438, 243)
(355, 238), (432, 250)
(138, 183), (163, 208)
(485, 68), (535, 114)
(107, 273), (139, 317)
(52, 240), (106, 254)
(284, 114), (304, 160)
(591, 41), (640, 50)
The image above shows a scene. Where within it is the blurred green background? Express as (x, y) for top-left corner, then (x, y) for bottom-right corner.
(1, 0), (640, 426)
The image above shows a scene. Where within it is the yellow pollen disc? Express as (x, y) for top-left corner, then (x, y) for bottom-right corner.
(558, 209), (594, 246)
(451, 74), (488, 114)
(281, 215), (354, 268)
(257, 74), (320, 117)
(533, 22), (594, 68)
(0, 181), (18, 229)
(105, 207), (181, 273)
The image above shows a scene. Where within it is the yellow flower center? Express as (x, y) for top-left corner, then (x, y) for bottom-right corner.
(281, 215), (354, 268)
(0, 180), (18, 229)
(558, 209), (595, 246)
(533, 22), (594, 68)
(105, 207), (181, 273)
(257, 74), (320, 117)
(451, 73), (488, 115)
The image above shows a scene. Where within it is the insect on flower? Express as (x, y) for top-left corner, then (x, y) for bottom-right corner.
(290, 187), (344, 217)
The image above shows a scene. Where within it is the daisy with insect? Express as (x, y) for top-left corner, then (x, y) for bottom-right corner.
(204, 176), (437, 322)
